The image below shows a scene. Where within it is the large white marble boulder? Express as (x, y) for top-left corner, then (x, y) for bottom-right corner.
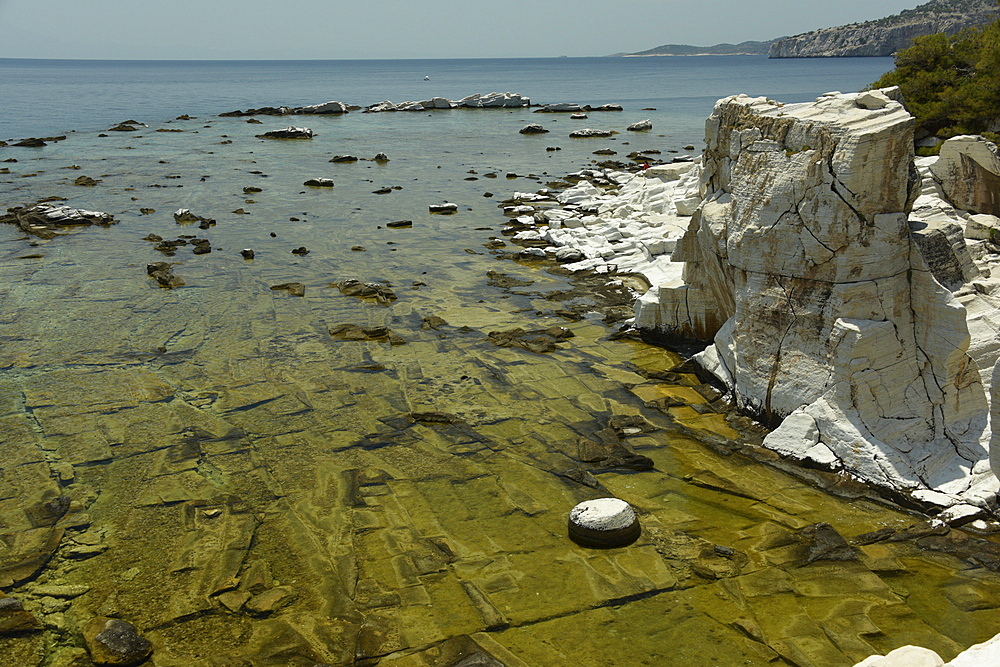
(930, 135), (1000, 216)
(640, 90), (997, 506)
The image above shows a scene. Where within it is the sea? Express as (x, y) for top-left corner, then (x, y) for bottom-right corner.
(5, 56), (999, 666)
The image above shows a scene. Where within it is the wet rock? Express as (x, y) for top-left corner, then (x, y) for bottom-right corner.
(421, 315), (449, 330)
(240, 248), (255, 259)
(329, 155), (358, 162)
(335, 279), (397, 304)
(14, 138), (48, 147)
(486, 270), (533, 288)
(628, 119), (653, 132)
(303, 178), (334, 187)
(800, 523), (858, 564)
(291, 246), (309, 255)
(108, 121), (143, 131)
(146, 262), (184, 289)
(216, 590), (251, 613)
(429, 202), (459, 213)
(242, 186), (263, 193)
(0, 595), (42, 635)
(386, 220), (412, 228)
(409, 411), (463, 425)
(244, 587), (297, 616)
(172, 208), (215, 228)
(570, 129), (615, 138)
(220, 106), (291, 117)
(373, 187), (392, 194)
(255, 126), (314, 139)
(191, 239), (211, 255)
(592, 103), (624, 111)
(299, 100), (349, 114)
(73, 175), (98, 186)
(270, 282), (305, 297)
(519, 124), (549, 135)
(1, 203), (117, 239)
(329, 324), (406, 345)
(487, 326), (573, 354)
(83, 617), (152, 666)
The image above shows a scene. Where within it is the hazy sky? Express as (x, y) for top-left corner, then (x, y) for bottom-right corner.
(0, 0), (922, 60)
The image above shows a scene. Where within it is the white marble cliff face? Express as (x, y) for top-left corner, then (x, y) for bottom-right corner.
(656, 90), (998, 509)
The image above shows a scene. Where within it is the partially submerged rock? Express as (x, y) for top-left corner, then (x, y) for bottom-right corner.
(1, 203), (117, 239)
(335, 279), (397, 304)
(569, 129), (615, 138)
(255, 126), (314, 140)
(519, 124), (549, 135)
(628, 119), (653, 132)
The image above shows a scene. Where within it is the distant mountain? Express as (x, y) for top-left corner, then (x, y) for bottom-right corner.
(769, 0), (999, 58)
(624, 40), (773, 57)
(621, 0), (999, 59)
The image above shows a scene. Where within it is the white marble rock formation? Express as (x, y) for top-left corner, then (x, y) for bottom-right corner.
(633, 89), (999, 510)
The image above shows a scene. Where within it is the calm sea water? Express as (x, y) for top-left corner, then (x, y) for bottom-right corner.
(0, 56), (896, 140)
(11, 55), (994, 667)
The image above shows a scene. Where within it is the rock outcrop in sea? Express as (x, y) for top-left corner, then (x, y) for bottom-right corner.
(769, 0), (999, 58)
(636, 89), (1000, 516)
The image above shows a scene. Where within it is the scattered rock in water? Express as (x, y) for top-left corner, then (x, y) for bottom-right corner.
(255, 126), (314, 139)
(593, 149), (617, 156)
(519, 124), (549, 135)
(429, 202), (459, 214)
(270, 282), (305, 297)
(351, 246), (366, 252)
(535, 103), (584, 113)
(173, 208), (215, 228)
(73, 175), (98, 186)
(570, 113), (588, 120)
(570, 128), (615, 138)
(592, 103), (623, 112)
(628, 119), (653, 132)
(373, 187), (392, 194)
(487, 326), (573, 354)
(335, 279), (397, 304)
(108, 120), (144, 131)
(546, 146), (562, 151)
(246, 118), (263, 124)
(243, 186), (263, 194)
(386, 220), (412, 228)
(221, 106), (292, 117)
(240, 248), (255, 259)
(13, 138), (48, 147)
(304, 178), (334, 187)
(232, 207), (249, 214)
(330, 155), (358, 163)
(139, 208), (155, 215)
(147, 262), (184, 288)
(329, 323), (406, 345)
(291, 246), (309, 255)
(0, 203), (117, 239)
(82, 617), (153, 666)
(191, 239), (212, 255)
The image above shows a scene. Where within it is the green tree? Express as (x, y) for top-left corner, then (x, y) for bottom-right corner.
(872, 3), (1000, 147)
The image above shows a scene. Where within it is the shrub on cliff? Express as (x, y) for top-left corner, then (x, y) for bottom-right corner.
(872, 4), (1000, 147)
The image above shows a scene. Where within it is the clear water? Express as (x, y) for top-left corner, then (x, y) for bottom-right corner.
(3, 56), (1000, 667)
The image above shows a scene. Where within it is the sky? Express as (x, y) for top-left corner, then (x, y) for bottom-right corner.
(0, 0), (924, 60)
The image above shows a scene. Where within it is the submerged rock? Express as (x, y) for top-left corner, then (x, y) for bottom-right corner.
(255, 126), (314, 140)
(82, 617), (153, 666)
